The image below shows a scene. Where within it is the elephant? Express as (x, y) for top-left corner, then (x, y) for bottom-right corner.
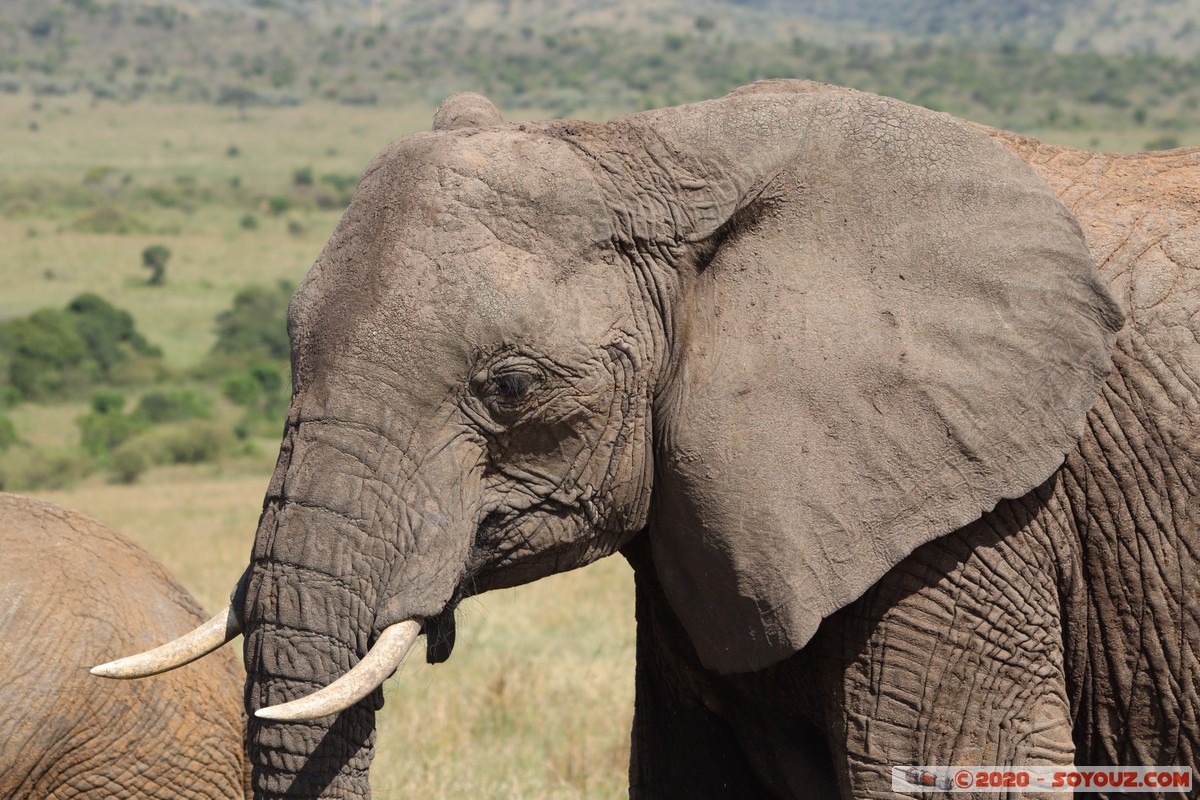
(0, 493), (249, 798)
(98, 80), (1199, 798)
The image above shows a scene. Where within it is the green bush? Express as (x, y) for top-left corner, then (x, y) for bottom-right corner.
(134, 388), (212, 423)
(67, 293), (161, 373)
(0, 414), (16, 451)
(142, 244), (171, 286)
(77, 391), (140, 457)
(221, 371), (260, 406)
(73, 206), (144, 234)
(0, 308), (88, 400)
(90, 389), (126, 414)
(138, 420), (231, 465)
(0, 294), (162, 402)
(211, 281), (294, 363)
(0, 446), (94, 491)
(222, 363), (287, 416)
(109, 440), (150, 483)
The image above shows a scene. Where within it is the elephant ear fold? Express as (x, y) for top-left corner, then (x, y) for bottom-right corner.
(649, 91), (1124, 674)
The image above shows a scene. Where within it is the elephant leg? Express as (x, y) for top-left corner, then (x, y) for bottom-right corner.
(812, 485), (1080, 799)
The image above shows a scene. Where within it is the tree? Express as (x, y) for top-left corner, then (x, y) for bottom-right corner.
(141, 244), (171, 286)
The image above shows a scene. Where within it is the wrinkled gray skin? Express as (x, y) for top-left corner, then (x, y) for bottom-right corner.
(0, 494), (249, 799)
(236, 81), (1198, 798)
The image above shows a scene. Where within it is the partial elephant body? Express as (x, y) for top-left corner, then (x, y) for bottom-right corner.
(626, 98), (1200, 797)
(0, 494), (249, 799)
(1007, 137), (1200, 771)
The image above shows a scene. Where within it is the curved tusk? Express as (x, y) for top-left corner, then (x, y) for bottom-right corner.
(91, 603), (242, 679)
(254, 620), (422, 722)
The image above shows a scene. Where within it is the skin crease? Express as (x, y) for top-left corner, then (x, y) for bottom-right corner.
(226, 81), (1197, 799)
(0, 493), (249, 799)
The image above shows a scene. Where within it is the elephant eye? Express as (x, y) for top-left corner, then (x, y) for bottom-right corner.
(494, 371), (536, 399)
(481, 367), (542, 421)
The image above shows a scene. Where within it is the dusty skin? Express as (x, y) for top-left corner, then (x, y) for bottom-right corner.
(105, 82), (1197, 799)
(0, 493), (249, 798)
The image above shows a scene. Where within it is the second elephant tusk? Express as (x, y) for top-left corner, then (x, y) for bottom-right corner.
(254, 620), (422, 722)
(91, 603), (242, 679)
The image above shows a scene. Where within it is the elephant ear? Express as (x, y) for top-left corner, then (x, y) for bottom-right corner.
(614, 87), (1124, 673)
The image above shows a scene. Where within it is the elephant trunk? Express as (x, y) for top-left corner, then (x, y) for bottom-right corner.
(243, 500), (382, 799)
(241, 415), (478, 797)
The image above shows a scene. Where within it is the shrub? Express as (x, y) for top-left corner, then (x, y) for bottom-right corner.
(1145, 135), (1181, 150)
(90, 389), (126, 414)
(134, 389), (212, 423)
(109, 440), (149, 483)
(66, 293), (161, 374)
(221, 371), (260, 406)
(211, 281), (294, 363)
(77, 391), (140, 457)
(138, 420), (230, 465)
(0, 446), (94, 491)
(0, 294), (162, 401)
(222, 362), (288, 420)
(0, 414), (16, 451)
(0, 309), (88, 400)
(73, 206), (144, 234)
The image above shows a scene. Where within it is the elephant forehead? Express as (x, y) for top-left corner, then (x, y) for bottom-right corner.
(293, 249), (631, 415)
(363, 129), (612, 249)
(292, 130), (625, 385)
(375, 244), (631, 361)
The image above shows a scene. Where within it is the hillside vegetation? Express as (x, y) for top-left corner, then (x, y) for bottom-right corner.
(765, 0), (1200, 56)
(1, 0), (1199, 142)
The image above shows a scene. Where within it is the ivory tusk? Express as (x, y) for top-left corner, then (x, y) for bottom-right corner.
(91, 603), (242, 679)
(254, 619), (422, 722)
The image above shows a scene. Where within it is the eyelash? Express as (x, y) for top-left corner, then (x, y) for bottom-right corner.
(476, 365), (545, 422)
(492, 372), (536, 400)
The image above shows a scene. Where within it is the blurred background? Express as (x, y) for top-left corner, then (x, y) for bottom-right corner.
(1, 0), (1197, 796)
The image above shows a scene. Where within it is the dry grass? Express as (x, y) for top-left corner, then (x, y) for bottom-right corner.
(32, 466), (635, 798)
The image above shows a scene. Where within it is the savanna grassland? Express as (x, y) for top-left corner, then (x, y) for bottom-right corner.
(2, 0), (1199, 796)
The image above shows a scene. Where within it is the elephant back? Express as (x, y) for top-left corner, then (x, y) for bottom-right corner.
(0, 493), (248, 800)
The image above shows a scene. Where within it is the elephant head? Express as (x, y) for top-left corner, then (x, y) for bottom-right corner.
(97, 81), (1123, 797)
